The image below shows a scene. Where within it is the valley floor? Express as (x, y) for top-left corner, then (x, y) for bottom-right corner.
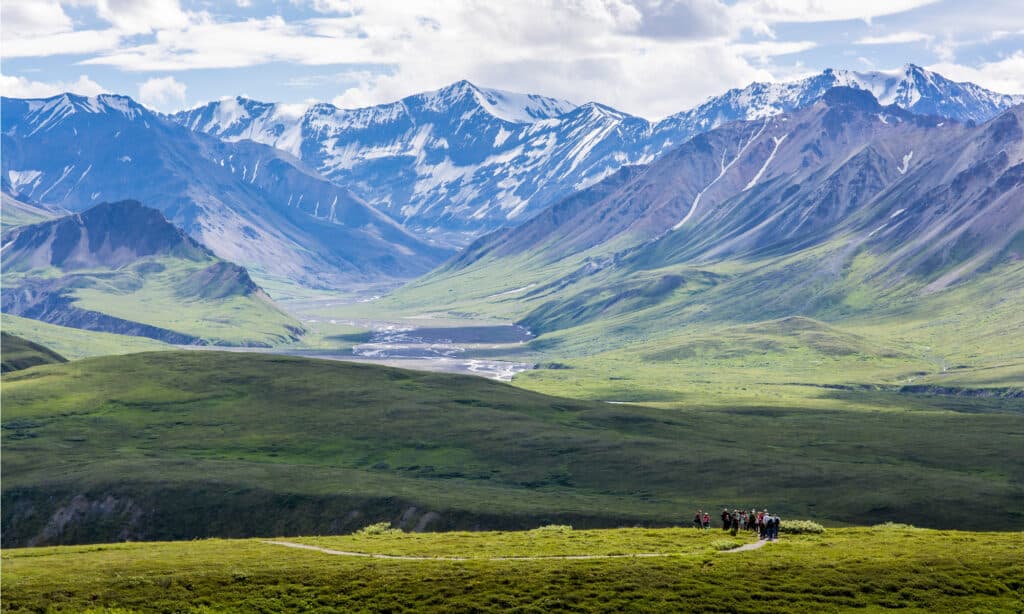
(3, 526), (1021, 612)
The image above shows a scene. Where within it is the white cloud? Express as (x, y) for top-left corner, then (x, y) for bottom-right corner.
(2, 0), (197, 58)
(2, 29), (123, 58)
(2, 0), (73, 36)
(0, 73), (108, 98)
(856, 31), (932, 45)
(73, 2), (793, 117)
(733, 0), (939, 29)
(82, 0), (192, 33)
(930, 51), (1024, 95)
(138, 76), (188, 111)
(2, 0), (1016, 118)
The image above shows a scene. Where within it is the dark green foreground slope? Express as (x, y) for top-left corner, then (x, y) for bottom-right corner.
(0, 333), (67, 373)
(3, 351), (1022, 546)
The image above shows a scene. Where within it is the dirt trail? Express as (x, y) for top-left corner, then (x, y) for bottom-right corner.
(721, 539), (769, 553)
(263, 539), (766, 561)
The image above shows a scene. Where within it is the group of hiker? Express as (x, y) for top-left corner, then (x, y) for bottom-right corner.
(690, 508), (782, 540)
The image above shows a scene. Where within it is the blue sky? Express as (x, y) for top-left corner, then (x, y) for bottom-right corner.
(2, 0), (1022, 118)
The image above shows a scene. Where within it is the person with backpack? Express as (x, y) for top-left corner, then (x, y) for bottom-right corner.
(693, 510), (703, 529)
(771, 514), (781, 541)
(721, 508), (731, 531)
(730, 510), (740, 536)
(759, 510), (769, 540)
(703, 511), (711, 530)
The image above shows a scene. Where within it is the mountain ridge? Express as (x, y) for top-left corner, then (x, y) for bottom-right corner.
(1, 93), (451, 288)
(172, 65), (1023, 245)
(391, 89), (1023, 344)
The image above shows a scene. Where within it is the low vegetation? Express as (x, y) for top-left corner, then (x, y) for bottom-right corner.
(779, 520), (825, 534)
(2, 526), (1021, 612)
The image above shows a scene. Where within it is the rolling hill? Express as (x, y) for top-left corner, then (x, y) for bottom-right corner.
(0, 333), (67, 373)
(1, 200), (302, 346)
(2, 351), (1021, 550)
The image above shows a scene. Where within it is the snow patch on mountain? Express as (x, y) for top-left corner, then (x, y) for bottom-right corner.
(746, 135), (787, 190)
(898, 151), (914, 174)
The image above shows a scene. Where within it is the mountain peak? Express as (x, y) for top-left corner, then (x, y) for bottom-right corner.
(1, 200), (209, 272)
(413, 80), (576, 123)
(439, 79), (481, 95)
(573, 101), (631, 121)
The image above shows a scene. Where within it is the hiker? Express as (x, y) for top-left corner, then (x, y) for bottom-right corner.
(702, 512), (711, 530)
(749, 509), (758, 532)
(770, 514), (781, 541)
(693, 510), (703, 529)
(759, 510), (769, 540)
(721, 508), (731, 531)
(730, 510), (740, 536)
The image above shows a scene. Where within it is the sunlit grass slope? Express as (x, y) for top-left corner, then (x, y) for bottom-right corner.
(3, 526), (1022, 612)
(3, 256), (304, 347)
(0, 314), (171, 359)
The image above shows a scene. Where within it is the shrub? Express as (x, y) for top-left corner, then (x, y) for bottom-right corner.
(531, 524), (573, 533)
(355, 522), (402, 536)
(871, 522), (920, 530)
(780, 520), (825, 534)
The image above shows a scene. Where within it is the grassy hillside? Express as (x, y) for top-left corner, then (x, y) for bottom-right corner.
(66, 257), (304, 346)
(3, 256), (303, 347)
(0, 333), (67, 373)
(325, 235), (1024, 411)
(3, 351), (1022, 548)
(3, 526), (1022, 612)
(1, 314), (171, 360)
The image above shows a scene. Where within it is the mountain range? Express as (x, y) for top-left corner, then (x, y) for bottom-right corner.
(175, 64), (1023, 246)
(1, 94), (449, 289)
(395, 87), (1024, 344)
(2, 63), (1021, 301)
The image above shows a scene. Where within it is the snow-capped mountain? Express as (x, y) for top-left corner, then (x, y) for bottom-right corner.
(175, 65), (1022, 246)
(431, 88), (1024, 335)
(1, 93), (450, 288)
(653, 64), (1023, 146)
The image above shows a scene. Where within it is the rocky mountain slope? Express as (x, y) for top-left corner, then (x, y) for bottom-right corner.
(1, 94), (450, 289)
(392, 88), (1024, 340)
(176, 65), (1022, 245)
(1, 200), (303, 345)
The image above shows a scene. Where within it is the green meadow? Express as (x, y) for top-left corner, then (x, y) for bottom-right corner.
(2, 256), (303, 348)
(3, 526), (1022, 612)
